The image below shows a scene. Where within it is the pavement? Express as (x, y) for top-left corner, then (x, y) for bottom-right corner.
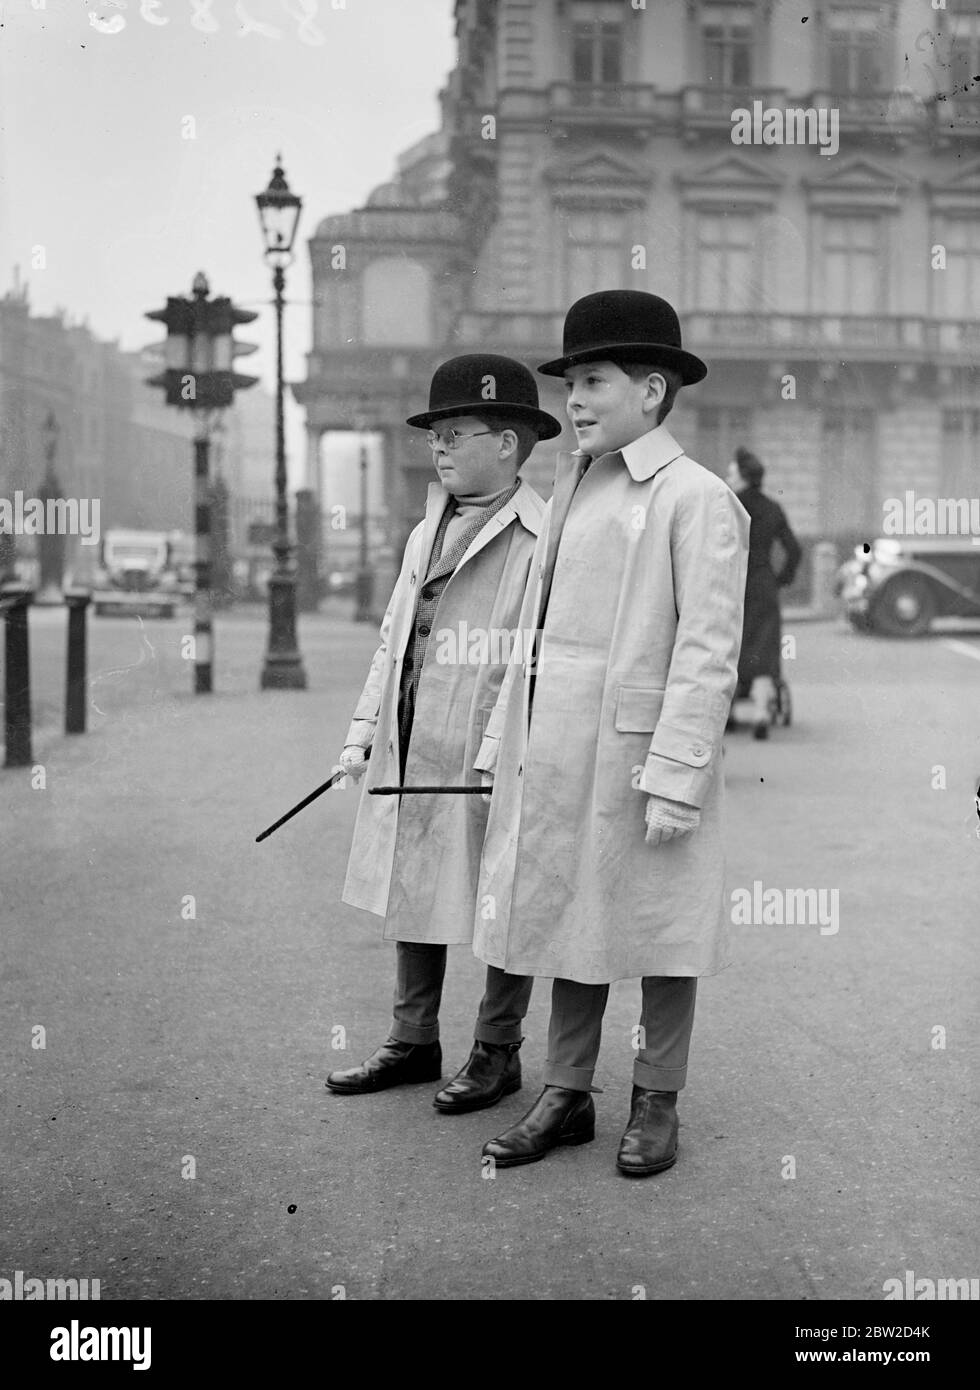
(1, 603), (978, 1300)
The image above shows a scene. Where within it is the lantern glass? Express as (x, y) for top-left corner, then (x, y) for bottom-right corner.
(164, 334), (190, 371)
(256, 163), (302, 266)
(212, 332), (232, 372)
(191, 332), (212, 375)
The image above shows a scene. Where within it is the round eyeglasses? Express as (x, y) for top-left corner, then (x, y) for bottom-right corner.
(424, 428), (494, 451)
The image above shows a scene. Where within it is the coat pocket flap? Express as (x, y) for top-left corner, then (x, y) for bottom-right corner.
(614, 686), (666, 732)
(648, 721), (712, 767)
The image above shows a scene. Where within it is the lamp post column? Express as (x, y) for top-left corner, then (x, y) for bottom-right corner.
(260, 264), (307, 688)
(36, 412), (66, 606)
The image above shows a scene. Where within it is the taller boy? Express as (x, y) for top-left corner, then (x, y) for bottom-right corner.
(473, 292), (749, 1175)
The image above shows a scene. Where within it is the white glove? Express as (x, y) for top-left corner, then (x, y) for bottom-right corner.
(480, 769), (494, 805)
(339, 745), (368, 783)
(645, 795), (700, 847)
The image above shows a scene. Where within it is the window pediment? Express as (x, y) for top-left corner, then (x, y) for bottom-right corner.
(545, 148), (652, 207)
(804, 155), (910, 212)
(924, 159), (980, 213)
(676, 153), (782, 207)
(686, 1), (773, 19)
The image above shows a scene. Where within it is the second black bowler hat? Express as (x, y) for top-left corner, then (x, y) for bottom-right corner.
(538, 290), (707, 384)
(406, 354), (562, 439)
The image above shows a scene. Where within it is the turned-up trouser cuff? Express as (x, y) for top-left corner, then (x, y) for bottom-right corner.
(543, 975), (698, 1093)
(474, 965), (533, 1044)
(390, 942), (532, 1046)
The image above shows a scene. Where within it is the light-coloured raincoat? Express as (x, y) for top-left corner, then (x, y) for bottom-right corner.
(472, 425), (749, 983)
(342, 478), (545, 944)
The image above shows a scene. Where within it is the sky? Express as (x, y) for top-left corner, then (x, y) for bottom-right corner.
(0, 0), (456, 473)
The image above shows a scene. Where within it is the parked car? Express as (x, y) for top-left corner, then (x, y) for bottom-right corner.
(838, 536), (980, 636)
(93, 529), (181, 618)
(326, 569), (356, 597)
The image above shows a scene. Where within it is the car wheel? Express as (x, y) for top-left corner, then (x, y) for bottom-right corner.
(870, 575), (936, 637)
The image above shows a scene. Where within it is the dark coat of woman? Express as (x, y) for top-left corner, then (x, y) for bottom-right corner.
(736, 485), (802, 692)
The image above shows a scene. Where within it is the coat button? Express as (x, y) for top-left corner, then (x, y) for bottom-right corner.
(422, 588), (434, 601)
(691, 744), (705, 757)
(418, 625), (430, 637)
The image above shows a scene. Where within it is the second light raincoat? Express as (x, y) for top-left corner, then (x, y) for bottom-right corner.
(472, 425), (749, 984)
(342, 478), (544, 945)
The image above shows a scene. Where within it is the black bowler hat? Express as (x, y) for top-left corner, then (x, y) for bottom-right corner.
(537, 290), (707, 384)
(406, 354), (562, 440)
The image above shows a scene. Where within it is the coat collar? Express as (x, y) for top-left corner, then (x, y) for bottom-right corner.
(424, 477), (544, 533)
(555, 423), (686, 485)
(417, 477), (545, 578)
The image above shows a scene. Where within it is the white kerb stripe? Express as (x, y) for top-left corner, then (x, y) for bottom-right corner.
(942, 639), (980, 663)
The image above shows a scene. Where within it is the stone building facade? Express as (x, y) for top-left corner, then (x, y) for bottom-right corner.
(296, 0), (980, 581)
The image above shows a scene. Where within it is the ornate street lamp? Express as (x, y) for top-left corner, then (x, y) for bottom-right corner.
(256, 157), (307, 689)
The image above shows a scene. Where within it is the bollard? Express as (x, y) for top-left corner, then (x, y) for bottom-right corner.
(64, 588), (92, 735)
(2, 582), (34, 768)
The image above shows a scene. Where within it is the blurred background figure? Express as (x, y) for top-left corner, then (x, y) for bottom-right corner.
(727, 446), (802, 740)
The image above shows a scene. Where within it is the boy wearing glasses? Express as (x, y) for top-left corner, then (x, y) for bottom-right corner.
(327, 355), (561, 1113)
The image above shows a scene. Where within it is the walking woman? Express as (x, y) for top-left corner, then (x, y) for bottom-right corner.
(726, 446), (801, 739)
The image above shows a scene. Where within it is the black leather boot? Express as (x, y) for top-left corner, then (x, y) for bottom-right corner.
(481, 1085), (595, 1167)
(326, 1038), (442, 1094)
(615, 1086), (679, 1176)
(433, 1040), (522, 1114)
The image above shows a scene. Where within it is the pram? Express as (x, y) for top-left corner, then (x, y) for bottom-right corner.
(728, 673), (792, 733)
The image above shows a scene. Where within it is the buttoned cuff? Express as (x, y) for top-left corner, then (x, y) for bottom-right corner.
(344, 717), (377, 749)
(638, 722), (715, 807)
